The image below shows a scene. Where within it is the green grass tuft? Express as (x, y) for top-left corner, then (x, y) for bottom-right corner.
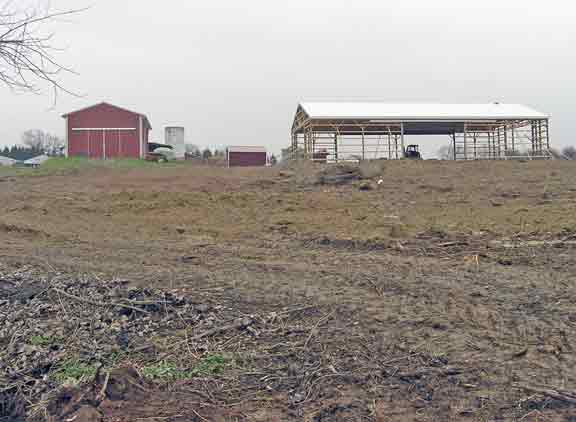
(194, 354), (227, 375)
(29, 335), (58, 346)
(141, 361), (195, 381)
(52, 359), (98, 385)
(142, 354), (228, 382)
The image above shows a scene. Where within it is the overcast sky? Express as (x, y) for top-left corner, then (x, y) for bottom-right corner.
(1, 0), (575, 157)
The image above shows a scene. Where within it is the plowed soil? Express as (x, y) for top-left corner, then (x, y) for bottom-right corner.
(1, 160), (576, 422)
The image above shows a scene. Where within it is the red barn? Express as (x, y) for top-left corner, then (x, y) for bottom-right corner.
(227, 146), (267, 167)
(63, 102), (152, 159)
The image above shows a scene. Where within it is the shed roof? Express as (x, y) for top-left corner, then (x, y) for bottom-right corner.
(227, 146), (267, 153)
(299, 102), (548, 121)
(62, 102), (152, 129)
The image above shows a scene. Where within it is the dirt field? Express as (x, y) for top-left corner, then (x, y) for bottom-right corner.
(1, 160), (576, 421)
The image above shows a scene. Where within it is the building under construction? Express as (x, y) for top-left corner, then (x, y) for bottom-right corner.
(290, 102), (551, 161)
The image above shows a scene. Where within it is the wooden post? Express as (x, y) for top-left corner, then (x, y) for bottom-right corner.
(312, 129), (316, 159)
(334, 131), (339, 162)
(496, 127), (501, 159)
(503, 124), (508, 158)
(511, 123), (516, 155)
(545, 119), (550, 151)
(361, 129), (365, 161)
(400, 123), (405, 157)
(537, 120), (543, 153)
(463, 123), (468, 160)
(531, 121), (536, 156)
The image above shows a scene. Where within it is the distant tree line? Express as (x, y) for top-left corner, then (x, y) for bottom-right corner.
(1, 129), (64, 160)
(185, 144), (225, 160)
(2, 145), (44, 161)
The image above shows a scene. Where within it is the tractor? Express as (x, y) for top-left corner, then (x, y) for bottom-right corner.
(404, 144), (422, 160)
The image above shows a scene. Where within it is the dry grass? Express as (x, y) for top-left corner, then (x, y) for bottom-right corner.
(1, 159), (576, 421)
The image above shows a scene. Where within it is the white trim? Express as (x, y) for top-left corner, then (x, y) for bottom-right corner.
(64, 116), (69, 157)
(71, 128), (136, 131)
(138, 116), (144, 159)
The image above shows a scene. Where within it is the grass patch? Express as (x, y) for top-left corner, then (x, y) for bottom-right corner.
(52, 359), (98, 385)
(142, 354), (228, 382)
(141, 361), (195, 381)
(0, 157), (189, 178)
(29, 335), (59, 347)
(194, 354), (227, 375)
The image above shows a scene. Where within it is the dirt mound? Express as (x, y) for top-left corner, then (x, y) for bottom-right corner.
(45, 367), (146, 422)
(316, 164), (361, 185)
(278, 160), (386, 187)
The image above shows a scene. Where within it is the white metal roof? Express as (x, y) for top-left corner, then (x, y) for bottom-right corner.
(299, 102), (549, 120)
(227, 146), (267, 153)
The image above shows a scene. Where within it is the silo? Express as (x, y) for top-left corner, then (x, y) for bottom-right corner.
(165, 127), (185, 159)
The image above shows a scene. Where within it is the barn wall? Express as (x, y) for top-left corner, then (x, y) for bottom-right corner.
(67, 103), (142, 159)
(228, 152), (267, 167)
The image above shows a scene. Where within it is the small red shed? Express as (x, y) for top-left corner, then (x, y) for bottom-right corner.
(63, 102), (152, 159)
(227, 146), (268, 167)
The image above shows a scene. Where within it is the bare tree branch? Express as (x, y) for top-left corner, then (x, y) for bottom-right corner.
(22, 128), (64, 155)
(0, 1), (86, 99)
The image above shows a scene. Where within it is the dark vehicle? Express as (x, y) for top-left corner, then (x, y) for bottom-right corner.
(404, 145), (422, 160)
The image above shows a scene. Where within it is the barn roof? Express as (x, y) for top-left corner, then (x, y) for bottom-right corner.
(227, 146), (267, 153)
(62, 102), (152, 129)
(298, 102), (549, 121)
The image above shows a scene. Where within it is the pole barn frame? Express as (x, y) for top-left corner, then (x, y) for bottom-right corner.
(290, 102), (551, 162)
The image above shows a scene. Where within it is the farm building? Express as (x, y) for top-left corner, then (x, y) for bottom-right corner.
(63, 102), (152, 159)
(227, 146), (267, 167)
(0, 156), (16, 167)
(291, 102), (551, 161)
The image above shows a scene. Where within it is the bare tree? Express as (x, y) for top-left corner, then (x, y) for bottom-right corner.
(22, 129), (64, 155)
(0, 1), (84, 96)
(202, 148), (213, 160)
(185, 144), (200, 158)
(562, 146), (576, 160)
